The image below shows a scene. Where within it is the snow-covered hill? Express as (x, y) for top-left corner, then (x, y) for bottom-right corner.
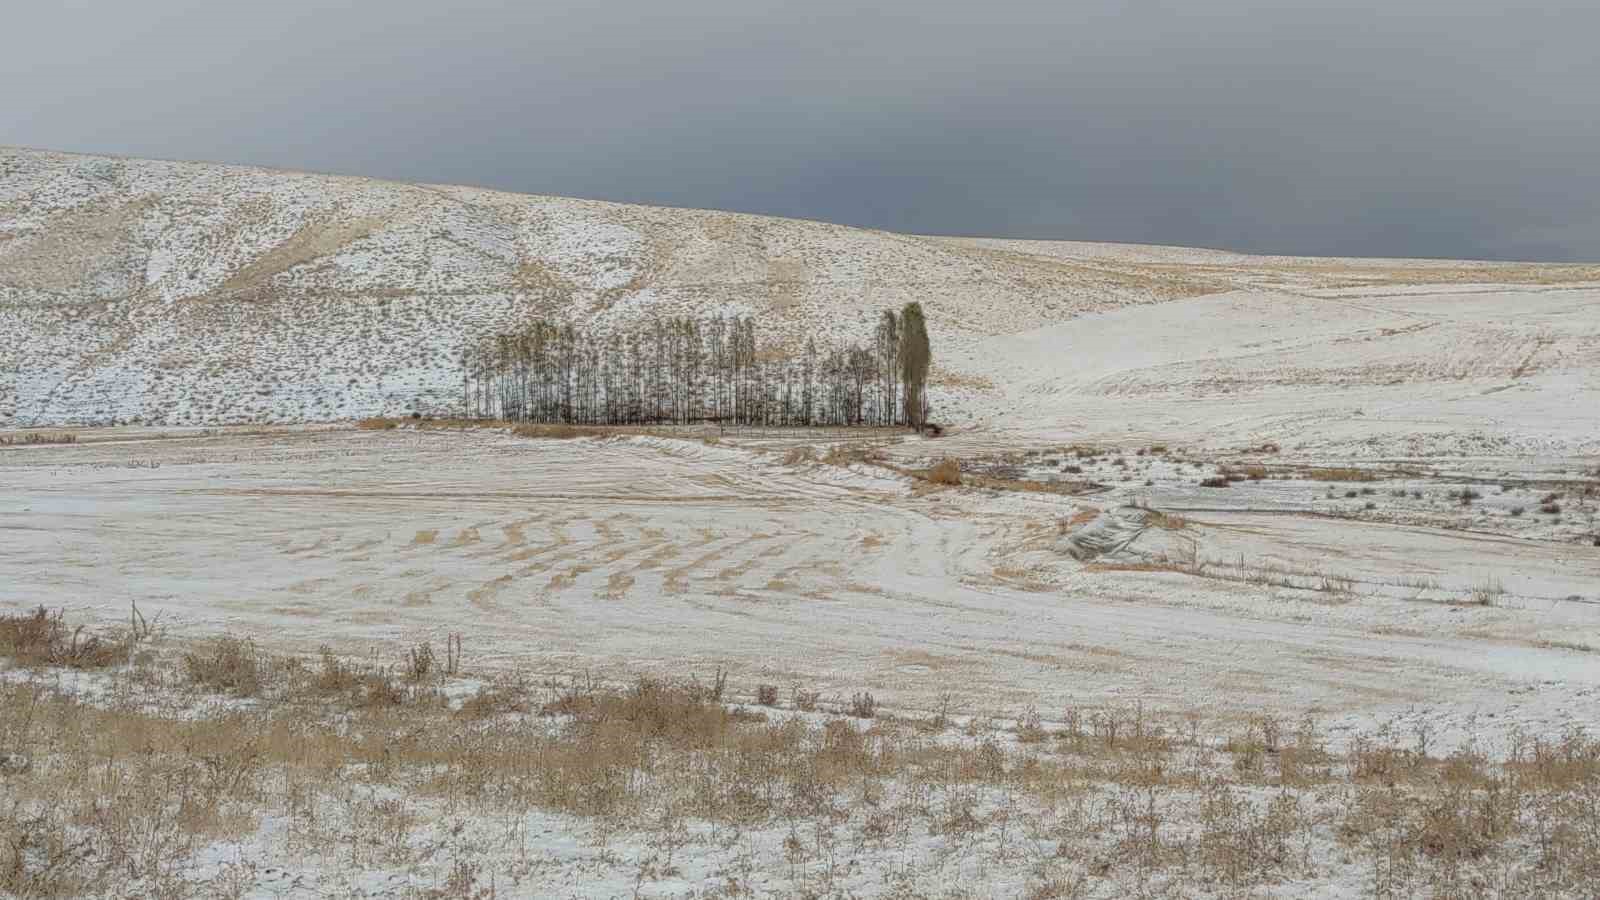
(4, 146), (1598, 449)
(0, 147), (1185, 426)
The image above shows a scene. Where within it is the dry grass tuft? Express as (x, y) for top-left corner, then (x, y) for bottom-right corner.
(406, 642), (435, 682)
(1306, 467), (1378, 482)
(1144, 509), (1189, 530)
(1468, 577), (1506, 606)
(821, 443), (888, 466)
(356, 416), (400, 430)
(1015, 706), (1048, 743)
(1063, 508), (1100, 529)
(458, 681), (532, 718)
(929, 367), (997, 390)
(782, 445), (818, 465)
(0, 607), (126, 669)
(182, 636), (263, 696)
(849, 691), (878, 719)
(925, 458), (962, 485)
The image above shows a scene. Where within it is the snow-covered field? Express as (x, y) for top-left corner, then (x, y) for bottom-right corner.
(3, 425), (1599, 896)
(5, 427), (1596, 751)
(3, 147), (1599, 897)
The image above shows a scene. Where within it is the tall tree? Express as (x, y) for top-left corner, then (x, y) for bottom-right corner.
(875, 309), (900, 426)
(899, 302), (931, 430)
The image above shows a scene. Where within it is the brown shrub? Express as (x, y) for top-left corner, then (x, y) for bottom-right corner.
(822, 444), (888, 466)
(458, 682), (530, 718)
(356, 417), (400, 430)
(183, 636), (263, 696)
(850, 692), (877, 719)
(757, 684), (780, 707)
(926, 458), (962, 485)
(313, 645), (359, 694)
(1016, 707), (1048, 743)
(792, 686), (820, 712)
(782, 445), (818, 465)
(692, 665), (729, 703)
(406, 642), (435, 682)
(0, 607), (126, 669)
(579, 677), (755, 747)
(1146, 510), (1188, 530)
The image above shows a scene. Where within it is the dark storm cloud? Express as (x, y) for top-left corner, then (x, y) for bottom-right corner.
(6, 0), (1597, 260)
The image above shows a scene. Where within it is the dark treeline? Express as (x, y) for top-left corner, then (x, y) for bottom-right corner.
(462, 304), (931, 428)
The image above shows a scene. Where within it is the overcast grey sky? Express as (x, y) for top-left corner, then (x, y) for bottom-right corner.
(5, 0), (1597, 260)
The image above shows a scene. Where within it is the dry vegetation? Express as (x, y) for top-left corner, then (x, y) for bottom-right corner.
(925, 458), (963, 486)
(0, 606), (127, 669)
(1219, 464), (1269, 482)
(1143, 509), (1189, 531)
(1308, 261), (1600, 288)
(354, 417), (671, 440)
(1091, 553), (1368, 599)
(0, 432), (78, 446)
(781, 445), (818, 466)
(1305, 467), (1381, 483)
(1, 609), (1598, 897)
(913, 451), (1104, 496)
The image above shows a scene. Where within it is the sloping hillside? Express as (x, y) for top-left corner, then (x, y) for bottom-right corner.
(3, 147), (1598, 452)
(0, 147), (1208, 427)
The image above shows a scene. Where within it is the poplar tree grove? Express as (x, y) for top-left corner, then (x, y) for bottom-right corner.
(460, 310), (933, 428)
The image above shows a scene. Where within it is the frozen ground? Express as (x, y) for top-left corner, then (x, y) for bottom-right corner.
(4, 427), (1596, 759)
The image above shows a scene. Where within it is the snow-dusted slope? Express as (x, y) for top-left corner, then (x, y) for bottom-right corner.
(0, 147), (1200, 427)
(957, 284), (1600, 456)
(3, 146), (1598, 443)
